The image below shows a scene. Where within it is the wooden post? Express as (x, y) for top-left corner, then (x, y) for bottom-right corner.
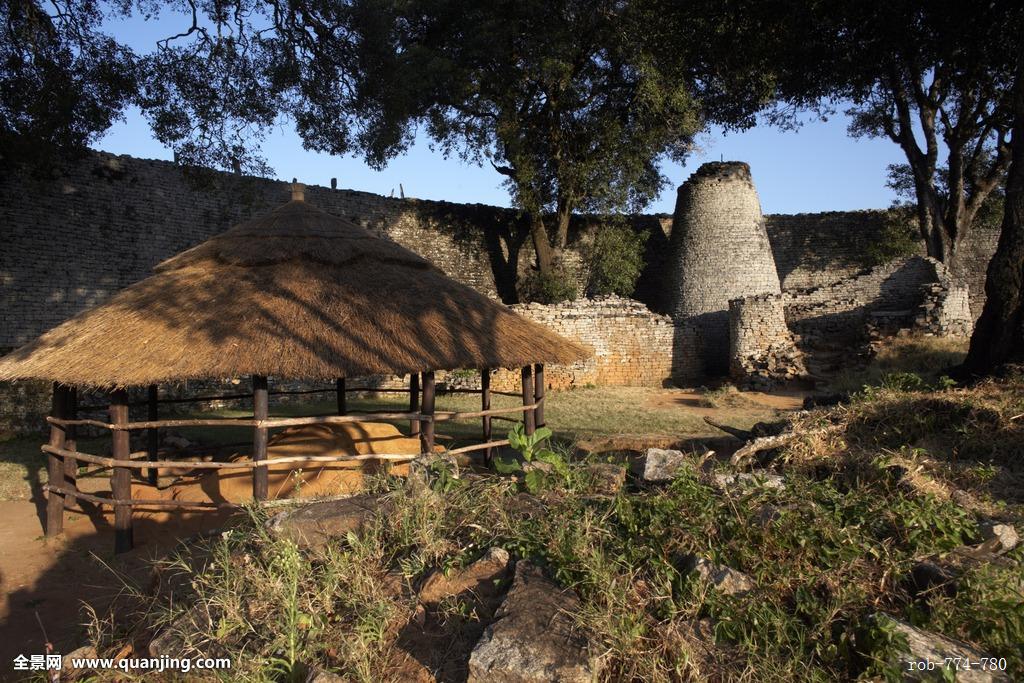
(409, 373), (421, 436)
(420, 371), (435, 454)
(45, 383), (67, 536)
(521, 366), (535, 435)
(534, 363), (545, 429)
(63, 386), (78, 509)
(252, 375), (269, 501)
(336, 378), (347, 415)
(481, 369), (492, 464)
(110, 388), (133, 553)
(146, 384), (159, 485)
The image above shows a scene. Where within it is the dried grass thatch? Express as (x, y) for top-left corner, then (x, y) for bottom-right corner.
(0, 191), (590, 387)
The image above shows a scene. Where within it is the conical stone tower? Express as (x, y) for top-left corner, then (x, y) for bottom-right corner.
(668, 162), (782, 378)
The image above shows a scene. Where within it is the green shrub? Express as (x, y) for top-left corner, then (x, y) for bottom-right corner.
(865, 207), (920, 266)
(520, 269), (578, 303)
(585, 224), (648, 297)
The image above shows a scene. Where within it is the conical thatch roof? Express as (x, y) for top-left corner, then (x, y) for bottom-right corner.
(0, 189), (590, 388)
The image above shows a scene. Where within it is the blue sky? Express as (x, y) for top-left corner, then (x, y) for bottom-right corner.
(97, 8), (908, 216)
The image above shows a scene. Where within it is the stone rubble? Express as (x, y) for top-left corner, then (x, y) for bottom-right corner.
(468, 561), (598, 683)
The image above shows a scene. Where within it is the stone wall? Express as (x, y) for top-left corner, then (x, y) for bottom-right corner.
(782, 256), (944, 343)
(0, 153), (521, 349)
(495, 296), (676, 390)
(0, 150), (999, 350)
(728, 295), (806, 389)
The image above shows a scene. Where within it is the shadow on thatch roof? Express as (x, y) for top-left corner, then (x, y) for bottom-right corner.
(0, 188), (590, 388)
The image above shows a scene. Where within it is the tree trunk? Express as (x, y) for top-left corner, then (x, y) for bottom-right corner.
(961, 62), (1024, 376)
(529, 212), (555, 276)
(555, 196), (572, 249)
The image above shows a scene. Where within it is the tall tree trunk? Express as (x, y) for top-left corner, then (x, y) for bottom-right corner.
(555, 195), (572, 249)
(961, 62), (1024, 376)
(529, 212), (555, 276)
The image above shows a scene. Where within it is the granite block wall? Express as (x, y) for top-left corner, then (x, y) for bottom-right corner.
(491, 296), (675, 390)
(728, 295), (806, 389)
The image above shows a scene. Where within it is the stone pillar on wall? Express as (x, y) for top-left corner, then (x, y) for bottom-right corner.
(728, 294), (806, 390)
(668, 162), (783, 379)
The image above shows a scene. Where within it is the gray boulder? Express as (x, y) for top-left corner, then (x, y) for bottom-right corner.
(872, 614), (1011, 682)
(468, 561), (597, 682)
(266, 494), (383, 551)
(687, 557), (756, 596)
(709, 471), (785, 492)
(632, 448), (692, 482)
(979, 522), (1018, 553)
(583, 462), (627, 495)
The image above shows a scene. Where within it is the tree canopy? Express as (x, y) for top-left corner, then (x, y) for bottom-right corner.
(0, 0), (135, 167)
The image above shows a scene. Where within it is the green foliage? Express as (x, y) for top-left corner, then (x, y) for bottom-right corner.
(585, 224), (649, 297)
(1, 1), (137, 168)
(496, 424), (570, 493)
(864, 207), (921, 266)
(520, 269), (578, 304)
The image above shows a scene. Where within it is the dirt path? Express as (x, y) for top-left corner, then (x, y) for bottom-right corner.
(0, 500), (232, 680)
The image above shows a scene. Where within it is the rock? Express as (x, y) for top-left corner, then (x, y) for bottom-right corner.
(632, 448), (692, 483)
(409, 452), (460, 489)
(687, 557), (756, 596)
(468, 561), (597, 682)
(752, 504), (781, 527)
(164, 433), (192, 450)
(61, 645), (98, 678)
(418, 547), (511, 607)
(710, 471), (785, 492)
(979, 522), (1019, 553)
(149, 605), (208, 658)
(872, 614), (1011, 682)
(909, 560), (959, 599)
(583, 462), (626, 495)
(266, 494), (383, 551)
(305, 667), (345, 683)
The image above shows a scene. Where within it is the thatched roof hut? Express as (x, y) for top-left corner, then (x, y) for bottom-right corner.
(10, 185), (590, 552)
(0, 186), (588, 387)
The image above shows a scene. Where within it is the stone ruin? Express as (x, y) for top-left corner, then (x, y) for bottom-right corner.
(667, 161), (974, 389)
(0, 153), (989, 433)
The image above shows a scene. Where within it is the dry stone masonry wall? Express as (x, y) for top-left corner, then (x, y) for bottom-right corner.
(491, 296), (675, 390)
(0, 151), (1001, 433)
(728, 295), (807, 390)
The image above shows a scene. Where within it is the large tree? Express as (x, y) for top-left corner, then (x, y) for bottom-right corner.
(745, 0), (1017, 266)
(386, 0), (703, 280)
(0, 0), (136, 168)
(962, 52), (1024, 375)
(135, 0), (706, 289)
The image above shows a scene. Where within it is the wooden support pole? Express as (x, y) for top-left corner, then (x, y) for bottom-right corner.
(46, 383), (67, 536)
(336, 378), (347, 415)
(481, 369), (492, 464)
(63, 386), (78, 510)
(420, 371), (435, 454)
(147, 384), (159, 485)
(110, 388), (133, 553)
(521, 366), (535, 435)
(252, 375), (269, 501)
(409, 373), (421, 436)
(534, 363), (545, 429)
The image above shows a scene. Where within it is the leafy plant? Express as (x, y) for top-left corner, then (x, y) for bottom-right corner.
(495, 424), (570, 492)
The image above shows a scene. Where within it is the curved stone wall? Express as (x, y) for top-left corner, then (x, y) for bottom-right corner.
(668, 162), (783, 376)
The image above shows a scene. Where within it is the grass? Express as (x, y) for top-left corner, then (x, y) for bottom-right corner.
(74, 365), (1024, 682)
(829, 335), (969, 395)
